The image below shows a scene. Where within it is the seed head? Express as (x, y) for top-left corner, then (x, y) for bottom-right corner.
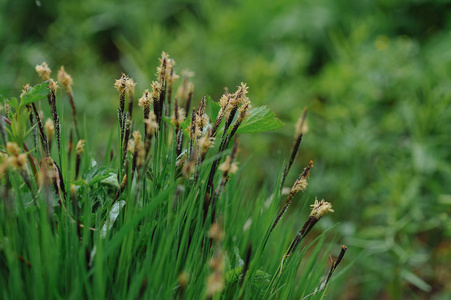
(151, 81), (163, 100)
(309, 198), (334, 219)
(132, 131), (145, 167)
(237, 99), (252, 123)
(218, 156), (238, 174)
(198, 132), (215, 155)
(45, 118), (55, 140)
(219, 94), (230, 111)
(8, 153), (27, 170)
(20, 84), (32, 99)
(6, 142), (21, 156)
(290, 177), (308, 194)
(127, 139), (135, 153)
(48, 79), (58, 93)
(234, 82), (249, 105)
(157, 51), (169, 81)
(57, 66), (73, 94)
(114, 73), (129, 94)
(207, 251), (225, 297)
(36, 62), (51, 81)
(171, 108), (186, 126)
(178, 272), (190, 288)
(195, 113), (209, 138)
(76, 139), (85, 155)
(70, 184), (77, 197)
(6, 143), (26, 170)
(125, 77), (136, 94)
(166, 58), (179, 83)
(138, 89), (152, 109)
(145, 111), (159, 135)
(209, 223), (225, 242)
(295, 114), (308, 137)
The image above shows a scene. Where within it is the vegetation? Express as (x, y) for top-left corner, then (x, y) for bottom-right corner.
(1, 0), (451, 298)
(0, 53), (346, 299)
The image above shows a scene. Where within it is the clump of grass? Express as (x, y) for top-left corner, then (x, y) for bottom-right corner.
(0, 52), (347, 299)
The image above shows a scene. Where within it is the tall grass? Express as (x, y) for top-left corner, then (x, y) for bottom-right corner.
(0, 52), (346, 299)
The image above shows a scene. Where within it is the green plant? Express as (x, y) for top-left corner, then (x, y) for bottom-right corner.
(0, 52), (346, 299)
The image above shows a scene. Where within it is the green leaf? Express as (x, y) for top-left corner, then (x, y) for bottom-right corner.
(20, 81), (50, 107)
(162, 115), (191, 138)
(207, 95), (221, 120)
(9, 97), (19, 110)
(236, 106), (284, 134)
(401, 269), (431, 292)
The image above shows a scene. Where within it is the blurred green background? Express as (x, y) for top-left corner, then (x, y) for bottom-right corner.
(1, 0), (451, 298)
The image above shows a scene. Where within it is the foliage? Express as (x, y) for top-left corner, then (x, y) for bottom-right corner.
(0, 56), (344, 299)
(1, 0), (451, 298)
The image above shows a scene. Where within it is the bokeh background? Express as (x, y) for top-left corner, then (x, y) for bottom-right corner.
(1, 0), (451, 298)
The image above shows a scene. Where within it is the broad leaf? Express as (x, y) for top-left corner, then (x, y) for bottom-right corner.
(162, 116), (191, 138)
(20, 81), (50, 107)
(236, 106), (284, 134)
(207, 95), (221, 120)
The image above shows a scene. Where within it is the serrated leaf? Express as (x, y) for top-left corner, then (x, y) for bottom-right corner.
(20, 81), (50, 107)
(9, 97), (19, 110)
(162, 116), (191, 138)
(100, 173), (120, 188)
(207, 95), (221, 120)
(236, 106), (284, 134)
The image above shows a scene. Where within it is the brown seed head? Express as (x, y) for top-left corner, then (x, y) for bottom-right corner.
(171, 108), (186, 126)
(76, 140), (85, 155)
(290, 177), (308, 194)
(6, 142), (21, 156)
(57, 66), (73, 93)
(234, 82), (249, 105)
(132, 131), (145, 166)
(209, 223), (225, 242)
(145, 111), (159, 135)
(295, 117), (308, 137)
(151, 81), (163, 100)
(45, 118), (55, 140)
(8, 153), (27, 170)
(138, 89), (152, 109)
(195, 114), (209, 138)
(219, 94), (230, 111)
(237, 99), (252, 123)
(126, 77), (136, 94)
(310, 198), (334, 219)
(48, 79), (59, 93)
(218, 156), (238, 174)
(20, 84), (32, 99)
(157, 51), (169, 81)
(114, 73), (129, 94)
(206, 252), (225, 297)
(178, 272), (190, 288)
(70, 184), (77, 197)
(36, 62), (51, 81)
(165, 58), (179, 83)
(198, 132), (215, 155)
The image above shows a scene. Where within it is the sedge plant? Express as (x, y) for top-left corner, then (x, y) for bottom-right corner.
(0, 52), (347, 299)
